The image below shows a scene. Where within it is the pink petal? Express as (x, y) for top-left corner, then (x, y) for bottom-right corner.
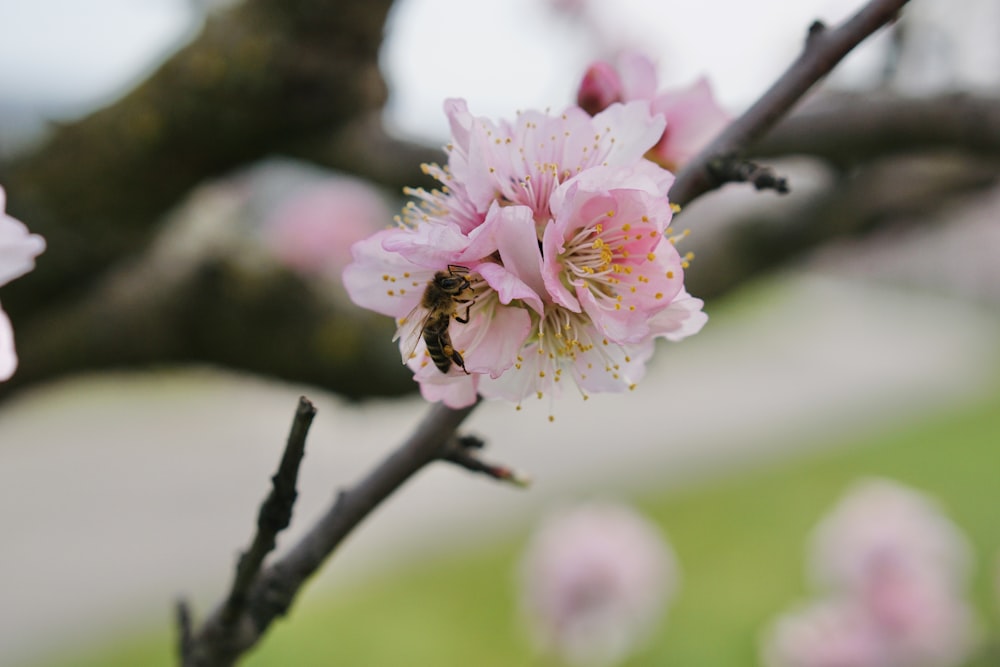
(648, 290), (708, 342)
(381, 221), (469, 266)
(541, 221), (581, 312)
(569, 335), (655, 394)
(651, 77), (730, 169)
(615, 50), (658, 101)
(455, 300), (532, 378)
(342, 229), (429, 318)
(0, 209), (46, 287)
(459, 203), (546, 313)
(0, 306), (16, 381)
(413, 364), (479, 408)
(591, 102), (666, 167)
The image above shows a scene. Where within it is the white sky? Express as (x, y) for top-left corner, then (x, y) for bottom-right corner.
(0, 0), (995, 143)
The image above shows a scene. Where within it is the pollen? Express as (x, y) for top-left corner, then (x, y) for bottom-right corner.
(647, 252), (656, 261)
(382, 274), (390, 281)
(548, 415), (555, 422)
(606, 210), (615, 217)
(655, 292), (663, 299)
(670, 203), (681, 213)
(622, 223), (631, 232)
(666, 270), (674, 279)
(387, 290), (395, 296)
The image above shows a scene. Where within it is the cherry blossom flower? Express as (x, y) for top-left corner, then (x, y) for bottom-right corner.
(762, 479), (976, 667)
(577, 51), (730, 170)
(342, 98), (706, 410)
(263, 176), (391, 278)
(518, 501), (678, 666)
(0, 186), (45, 381)
(808, 478), (972, 596)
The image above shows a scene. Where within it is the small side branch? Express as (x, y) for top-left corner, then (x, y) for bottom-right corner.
(440, 435), (532, 488)
(670, 0), (911, 206)
(706, 156), (790, 194)
(222, 396), (316, 625)
(180, 400), (477, 666)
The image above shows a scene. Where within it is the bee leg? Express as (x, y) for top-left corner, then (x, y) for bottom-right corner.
(453, 300), (472, 324)
(444, 344), (469, 375)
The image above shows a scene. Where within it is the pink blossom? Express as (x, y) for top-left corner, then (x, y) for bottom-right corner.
(763, 598), (891, 667)
(0, 186), (45, 381)
(263, 177), (391, 278)
(342, 99), (706, 410)
(518, 502), (678, 666)
(763, 479), (975, 667)
(576, 51), (730, 170)
(808, 479), (972, 596)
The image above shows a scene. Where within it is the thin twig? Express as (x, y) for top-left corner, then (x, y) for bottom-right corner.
(182, 400), (477, 666)
(706, 156), (790, 194)
(440, 435), (533, 488)
(670, 0), (911, 207)
(221, 396), (316, 626)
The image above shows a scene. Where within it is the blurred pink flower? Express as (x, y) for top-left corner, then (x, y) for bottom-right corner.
(518, 502), (678, 666)
(343, 99), (706, 410)
(263, 178), (391, 278)
(763, 598), (890, 667)
(576, 51), (730, 170)
(0, 186), (45, 381)
(808, 478), (972, 596)
(763, 479), (975, 667)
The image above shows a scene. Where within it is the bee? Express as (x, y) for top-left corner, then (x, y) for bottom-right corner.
(397, 265), (475, 374)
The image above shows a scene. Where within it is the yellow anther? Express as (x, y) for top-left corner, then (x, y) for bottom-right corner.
(622, 223), (632, 232)
(647, 252), (656, 261)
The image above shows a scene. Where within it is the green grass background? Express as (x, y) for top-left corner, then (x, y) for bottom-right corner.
(36, 377), (1000, 667)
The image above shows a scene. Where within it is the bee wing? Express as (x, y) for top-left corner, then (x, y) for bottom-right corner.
(393, 303), (433, 365)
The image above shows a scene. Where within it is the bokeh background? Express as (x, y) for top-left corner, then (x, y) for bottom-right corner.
(0, 0), (998, 665)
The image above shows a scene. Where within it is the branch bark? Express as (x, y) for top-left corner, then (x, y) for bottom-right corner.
(0, 0), (394, 315)
(669, 0), (911, 206)
(180, 399), (477, 666)
(753, 91), (1000, 165)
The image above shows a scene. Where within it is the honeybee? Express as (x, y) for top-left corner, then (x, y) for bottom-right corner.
(397, 265), (475, 374)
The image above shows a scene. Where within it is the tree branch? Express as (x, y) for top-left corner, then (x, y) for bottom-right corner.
(440, 435), (532, 488)
(753, 91), (1000, 165)
(181, 399), (478, 666)
(222, 396), (316, 625)
(670, 0), (911, 206)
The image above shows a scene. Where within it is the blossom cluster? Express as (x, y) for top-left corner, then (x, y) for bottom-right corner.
(342, 56), (734, 408)
(518, 502), (678, 666)
(0, 187), (45, 381)
(762, 479), (975, 667)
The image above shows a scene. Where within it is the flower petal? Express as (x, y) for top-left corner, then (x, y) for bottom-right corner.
(342, 229), (430, 318)
(0, 306), (16, 381)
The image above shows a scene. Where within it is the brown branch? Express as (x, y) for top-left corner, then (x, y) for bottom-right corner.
(706, 156), (790, 194)
(440, 435), (532, 488)
(0, 0), (394, 316)
(222, 396), (316, 625)
(670, 0), (911, 206)
(753, 91), (1000, 165)
(180, 399), (478, 666)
